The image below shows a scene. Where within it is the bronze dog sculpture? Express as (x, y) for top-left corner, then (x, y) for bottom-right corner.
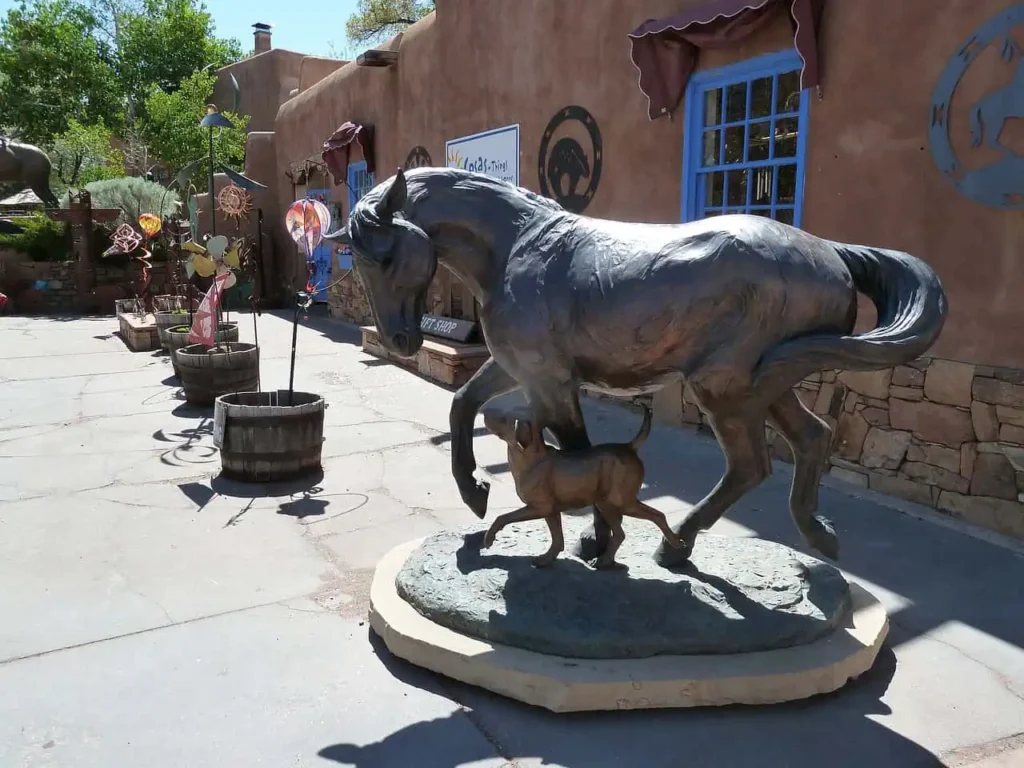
(483, 406), (682, 569)
(326, 167), (947, 567)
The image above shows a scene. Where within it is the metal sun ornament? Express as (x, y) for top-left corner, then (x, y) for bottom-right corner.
(216, 183), (252, 220)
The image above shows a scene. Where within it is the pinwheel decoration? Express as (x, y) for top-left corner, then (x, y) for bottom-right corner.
(182, 234), (244, 289)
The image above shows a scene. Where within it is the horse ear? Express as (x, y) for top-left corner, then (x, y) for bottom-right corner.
(375, 167), (407, 218)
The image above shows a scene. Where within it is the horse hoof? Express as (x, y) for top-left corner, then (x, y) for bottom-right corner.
(653, 536), (694, 568)
(805, 515), (840, 561)
(462, 480), (490, 519)
(532, 553), (558, 568)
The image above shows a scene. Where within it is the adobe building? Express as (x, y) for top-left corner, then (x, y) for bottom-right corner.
(219, 0), (1024, 542)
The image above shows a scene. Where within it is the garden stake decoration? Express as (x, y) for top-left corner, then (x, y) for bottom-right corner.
(103, 221), (151, 316)
(284, 198), (331, 405)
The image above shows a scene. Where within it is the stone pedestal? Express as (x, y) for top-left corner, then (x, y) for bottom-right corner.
(370, 524), (889, 712)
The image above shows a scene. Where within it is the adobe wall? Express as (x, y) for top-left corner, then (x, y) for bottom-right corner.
(270, 0), (1024, 540)
(214, 49), (306, 132)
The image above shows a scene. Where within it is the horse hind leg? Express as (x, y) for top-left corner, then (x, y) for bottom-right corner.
(655, 394), (773, 567)
(768, 390), (839, 559)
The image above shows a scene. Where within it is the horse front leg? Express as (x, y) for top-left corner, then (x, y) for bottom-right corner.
(526, 388), (612, 561)
(450, 357), (518, 519)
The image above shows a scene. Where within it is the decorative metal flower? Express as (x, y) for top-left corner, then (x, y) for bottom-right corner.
(183, 234), (243, 288)
(103, 223), (143, 257)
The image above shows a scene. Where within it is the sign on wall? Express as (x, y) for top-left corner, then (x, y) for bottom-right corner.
(446, 124), (520, 185)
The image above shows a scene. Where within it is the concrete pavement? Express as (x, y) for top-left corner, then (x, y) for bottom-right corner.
(1, 310), (1023, 767)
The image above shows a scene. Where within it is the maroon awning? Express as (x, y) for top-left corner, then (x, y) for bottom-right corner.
(628, 0), (826, 121)
(322, 121), (376, 185)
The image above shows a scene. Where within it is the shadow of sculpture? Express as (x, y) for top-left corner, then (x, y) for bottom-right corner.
(319, 627), (945, 768)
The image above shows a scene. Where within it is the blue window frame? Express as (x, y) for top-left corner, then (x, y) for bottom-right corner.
(347, 160), (376, 212)
(342, 160), (376, 269)
(681, 49), (810, 227)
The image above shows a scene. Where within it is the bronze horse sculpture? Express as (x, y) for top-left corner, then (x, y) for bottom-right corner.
(326, 167), (947, 567)
(0, 139), (59, 208)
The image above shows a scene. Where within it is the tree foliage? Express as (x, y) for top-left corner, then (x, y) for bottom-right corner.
(345, 0), (434, 45)
(0, 0), (241, 144)
(141, 70), (249, 191)
(0, 0), (120, 143)
(48, 119), (125, 191)
(116, 0), (241, 121)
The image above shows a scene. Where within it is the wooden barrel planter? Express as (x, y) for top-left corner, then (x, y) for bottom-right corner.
(213, 390), (326, 482)
(166, 323), (239, 378)
(155, 310), (190, 351)
(175, 342), (259, 406)
(154, 295), (188, 312)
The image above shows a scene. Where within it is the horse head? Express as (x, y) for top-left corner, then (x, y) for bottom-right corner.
(326, 168), (436, 357)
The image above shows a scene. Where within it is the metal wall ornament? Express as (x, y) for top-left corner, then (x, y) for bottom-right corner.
(404, 145), (433, 170)
(537, 105), (603, 214)
(217, 183), (252, 220)
(930, 4), (1024, 209)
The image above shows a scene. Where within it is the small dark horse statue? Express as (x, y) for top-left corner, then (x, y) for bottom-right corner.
(327, 167), (947, 566)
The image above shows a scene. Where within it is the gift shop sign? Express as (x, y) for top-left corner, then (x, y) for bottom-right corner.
(446, 124), (520, 186)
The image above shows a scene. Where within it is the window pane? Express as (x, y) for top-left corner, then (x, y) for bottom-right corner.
(750, 76), (773, 119)
(752, 167), (774, 205)
(704, 171), (724, 206)
(748, 120), (770, 161)
(704, 89), (722, 127)
(725, 82), (747, 122)
(775, 207), (795, 225)
(704, 209), (723, 218)
(702, 130), (721, 166)
(776, 70), (801, 114)
(726, 169), (747, 207)
(724, 125), (744, 164)
(774, 118), (798, 158)
(778, 164), (797, 204)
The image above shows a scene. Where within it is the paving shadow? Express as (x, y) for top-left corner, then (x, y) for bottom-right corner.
(210, 469), (326, 499)
(329, 624), (941, 768)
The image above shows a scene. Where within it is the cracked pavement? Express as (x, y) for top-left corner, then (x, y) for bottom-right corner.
(1, 311), (1023, 767)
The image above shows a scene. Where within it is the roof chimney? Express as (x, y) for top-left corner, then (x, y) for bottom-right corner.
(253, 22), (272, 54)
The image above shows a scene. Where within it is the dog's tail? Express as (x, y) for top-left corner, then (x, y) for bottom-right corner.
(629, 405), (653, 451)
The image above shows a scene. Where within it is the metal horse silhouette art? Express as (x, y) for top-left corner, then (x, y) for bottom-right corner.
(970, 37), (1024, 156)
(326, 167), (947, 567)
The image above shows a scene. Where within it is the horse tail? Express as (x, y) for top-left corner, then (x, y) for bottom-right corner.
(629, 404), (653, 451)
(969, 104), (984, 147)
(752, 244), (947, 390)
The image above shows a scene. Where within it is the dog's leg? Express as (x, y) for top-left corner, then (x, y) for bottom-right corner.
(624, 501), (683, 550)
(534, 513), (564, 568)
(484, 505), (547, 548)
(593, 505), (626, 570)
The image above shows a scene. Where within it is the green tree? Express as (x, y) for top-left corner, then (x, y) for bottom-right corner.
(48, 119), (125, 192)
(0, 0), (120, 142)
(141, 70), (249, 191)
(116, 0), (241, 121)
(345, 0), (433, 45)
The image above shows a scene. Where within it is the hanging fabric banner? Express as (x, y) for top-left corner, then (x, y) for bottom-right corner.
(188, 271), (231, 346)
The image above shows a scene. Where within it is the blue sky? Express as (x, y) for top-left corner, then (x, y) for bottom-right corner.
(0, 0), (363, 59)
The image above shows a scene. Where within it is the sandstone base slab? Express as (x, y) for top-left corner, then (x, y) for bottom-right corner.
(369, 537), (890, 712)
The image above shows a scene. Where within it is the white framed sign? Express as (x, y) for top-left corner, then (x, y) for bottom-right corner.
(445, 124), (520, 185)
